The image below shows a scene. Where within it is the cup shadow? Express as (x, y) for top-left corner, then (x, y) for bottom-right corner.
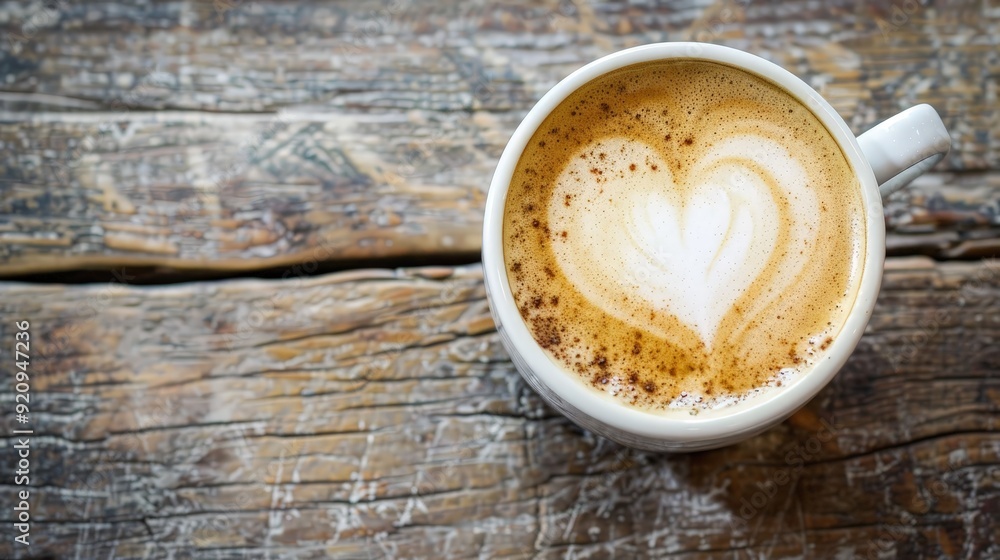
(523, 339), (997, 556)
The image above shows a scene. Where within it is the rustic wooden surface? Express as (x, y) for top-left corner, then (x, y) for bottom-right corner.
(1, 0), (999, 273)
(2, 0), (1000, 559)
(0, 257), (998, 559)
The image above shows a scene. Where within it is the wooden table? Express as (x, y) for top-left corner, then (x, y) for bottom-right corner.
(1, 1), (998, 558)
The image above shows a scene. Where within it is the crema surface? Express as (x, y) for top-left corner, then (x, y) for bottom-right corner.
(503, 60), (865, 412)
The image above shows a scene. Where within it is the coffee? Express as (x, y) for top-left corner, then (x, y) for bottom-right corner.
(502, 60), (865, 413)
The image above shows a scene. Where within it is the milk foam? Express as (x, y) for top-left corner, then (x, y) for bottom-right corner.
(549, 135), (818, 348)
(502, 59), (865, 411)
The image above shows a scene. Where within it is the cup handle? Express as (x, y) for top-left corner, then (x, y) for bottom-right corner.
(856, 104), (951, 198)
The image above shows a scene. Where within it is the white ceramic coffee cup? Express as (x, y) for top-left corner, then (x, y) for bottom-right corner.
(482, 43), (951, 451)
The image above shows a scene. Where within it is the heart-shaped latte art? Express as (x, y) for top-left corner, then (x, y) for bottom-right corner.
(549, 136), (818, 348)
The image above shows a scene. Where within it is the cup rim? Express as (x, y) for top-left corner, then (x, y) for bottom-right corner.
(482, 42), (885, 442)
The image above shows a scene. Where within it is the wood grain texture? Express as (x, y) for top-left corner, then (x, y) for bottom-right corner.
(1, 257), (997, 559)
(2, 0), (999, 273)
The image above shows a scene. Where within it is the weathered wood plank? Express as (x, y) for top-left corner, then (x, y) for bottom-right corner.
(0, 257), (997, 558)
(1, 0), (997, 170)
(2, 114), (998, 275)
(0, 112), (491, 274)
(1, 0), (998, 272)
(885, 171), (1000, 258)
